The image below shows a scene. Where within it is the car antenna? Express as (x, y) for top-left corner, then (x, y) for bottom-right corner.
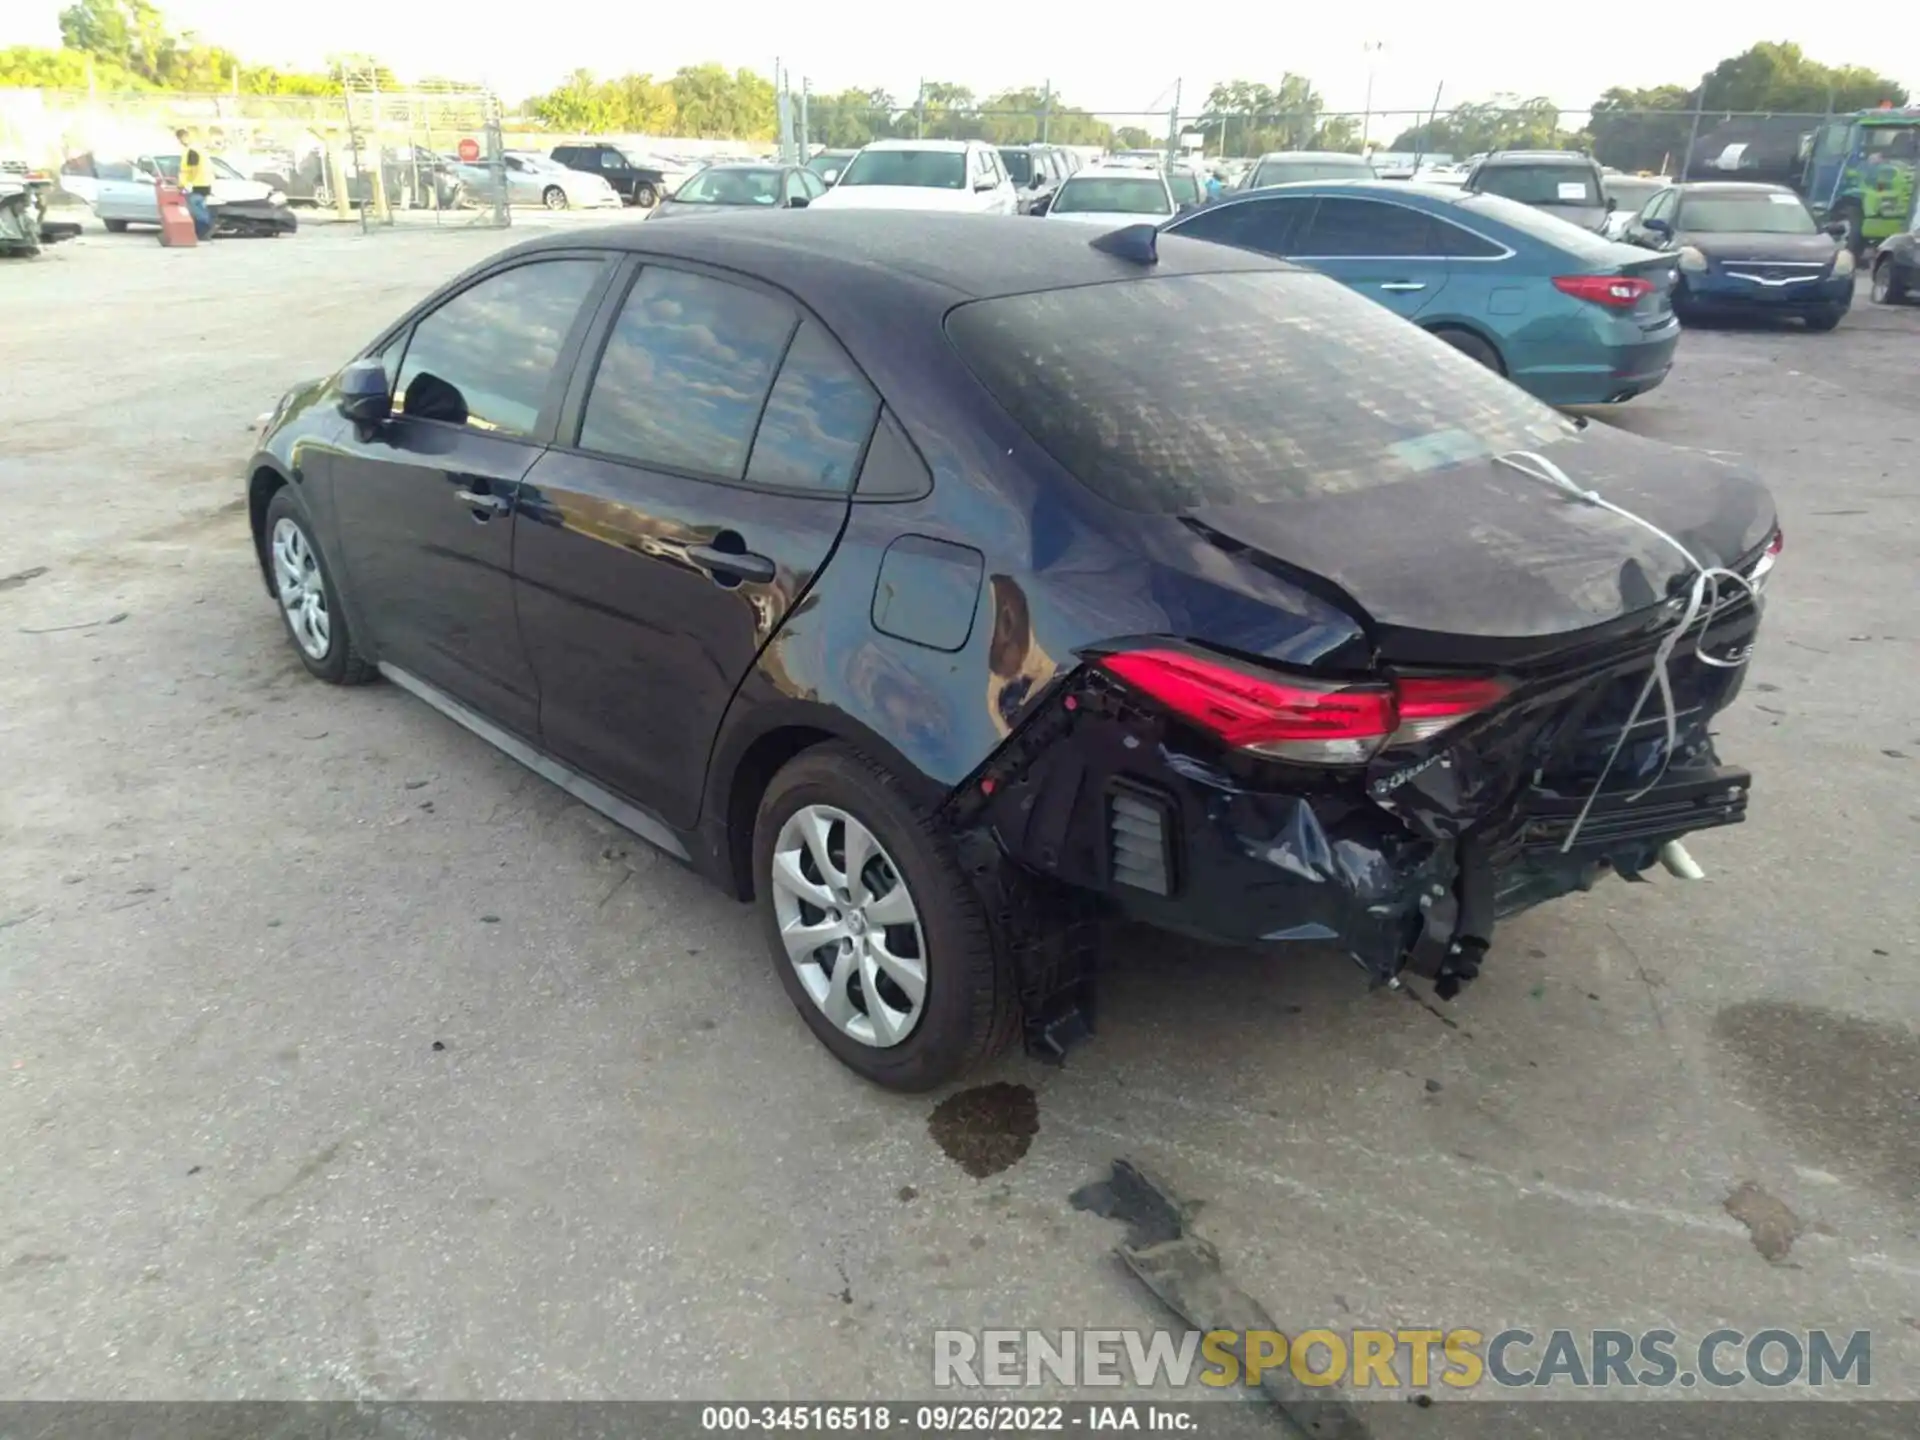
(1090, 223), (1158, 264)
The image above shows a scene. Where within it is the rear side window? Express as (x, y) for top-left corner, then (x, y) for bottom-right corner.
(1453, 191), (1626, 262)
(946, 270), (1569, 513)
(394, 258), (605, 436)
(1299, 198), (1433, 256)
(579, 267), (797, 478)
(1434, 219), (1506, 258)
(745, 321), (880, 493)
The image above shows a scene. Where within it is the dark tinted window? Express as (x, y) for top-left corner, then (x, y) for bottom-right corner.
(999, 149), (1034, 184)
(745, 321), (880, 493)
(1473, 163), (1600, 206)
(946, 271), (1569, 513)
(394, 259), (604, 435)
(1434, 218), (1505, 257)
(1300, 197), (1434, 255)
(1172, 196), (1315, 255)
(579, 267), (796, 478)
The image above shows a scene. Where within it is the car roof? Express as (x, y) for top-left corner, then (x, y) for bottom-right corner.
(700, 161), (787, 172)
(1478, 150), (1592, 164)
(862, 138), (976, 152)
(1254, 150), (1371, 162)
(1672, 180), (1795, 195)
(506, 211), (1282, 307)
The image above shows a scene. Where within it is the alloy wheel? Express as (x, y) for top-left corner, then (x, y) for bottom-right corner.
(769, 804), (927, 1049)
(1871, 263), (1891, 303)
(271, 516), (331, 660)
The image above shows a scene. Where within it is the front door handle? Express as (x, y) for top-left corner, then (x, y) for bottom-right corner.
(1379, 281), (1427, 292)
(455, 488), (510, 517)
(688, 543), (775, 585)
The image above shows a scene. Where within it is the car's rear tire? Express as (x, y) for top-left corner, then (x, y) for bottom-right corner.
(262, 489), (375, 686)
(102, 218), (129, 233)
(634, 182), (658, 208)
(1804, 306), (1844, 332)
(1872, 256), (1908, 305)
(1429, 326), (1503, 373)
(542, 185), (568, 211)
(753, 743), (1016, 1091)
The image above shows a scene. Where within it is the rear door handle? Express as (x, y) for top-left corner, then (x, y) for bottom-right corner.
(688, 543), (775, 585)
(455, 489), (510, 516)
(1379, 281), (1427, 292)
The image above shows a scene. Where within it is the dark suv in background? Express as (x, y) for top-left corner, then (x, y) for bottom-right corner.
(1463, 150), (1612, 233)
(997, 144), (1071, 215)
(550, 143), (670, 207)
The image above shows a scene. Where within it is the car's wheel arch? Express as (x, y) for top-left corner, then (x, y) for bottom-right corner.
(703, 698), (948, 903)
(1421, 318), (1508, 375)
(247, 459), (294, 594)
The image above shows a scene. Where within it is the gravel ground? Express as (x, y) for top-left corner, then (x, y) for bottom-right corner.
(2, 222), (1918, 1418)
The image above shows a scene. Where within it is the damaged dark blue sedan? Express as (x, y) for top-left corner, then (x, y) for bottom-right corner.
(244, 212), (1778, 1089)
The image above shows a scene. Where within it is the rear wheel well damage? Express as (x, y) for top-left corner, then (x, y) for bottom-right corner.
(721, 725), (835, 900)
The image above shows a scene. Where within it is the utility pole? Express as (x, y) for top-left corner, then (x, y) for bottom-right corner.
(1679, 80), (1707, 181)
(1414, 81), (1443, 170)
(799, 77), (811, 162)
(774, 58), (794, 162)
(1041, 78), (1052, 143)
(1360, 41), (1384, 156)
(1166, 77), (1182, 163)
(915, 78), (926, 139)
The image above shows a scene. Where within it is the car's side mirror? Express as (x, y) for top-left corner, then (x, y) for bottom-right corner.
(821, 169), (839, 184)
(789, 194), (809, 209)
(337, 357), (392, 424)
(1823, 220), (1849, 240)
(1029, 194), (1052, 215)
(1642, 217), (1671, 239)
(1030, 173), (1046, 188)
(973, 175), (995, 192)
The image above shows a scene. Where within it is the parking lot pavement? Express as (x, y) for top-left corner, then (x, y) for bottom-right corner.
(3, 230), (1918, 1409)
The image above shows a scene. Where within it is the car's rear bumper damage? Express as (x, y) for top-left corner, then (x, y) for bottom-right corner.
(949, 588), (1761, 1054)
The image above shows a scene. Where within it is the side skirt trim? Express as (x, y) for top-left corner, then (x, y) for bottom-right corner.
(378, 662), (690, 862)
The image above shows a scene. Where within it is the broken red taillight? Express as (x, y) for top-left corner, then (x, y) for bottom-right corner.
(1096, 649), (1507, 765)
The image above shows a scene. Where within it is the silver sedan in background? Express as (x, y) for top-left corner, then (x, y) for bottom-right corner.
(450, 152), (623, 211)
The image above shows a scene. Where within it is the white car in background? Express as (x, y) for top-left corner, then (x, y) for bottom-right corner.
(1042, 168), (1178, 226)
(805, 139), (1017, 214)
(451, 151), (622, 211)
(87, 153), (282, 230)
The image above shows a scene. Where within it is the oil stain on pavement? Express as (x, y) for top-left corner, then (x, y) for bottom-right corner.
(928, 1082), (1039, 1178)
(1713, 999), (1920, 1206)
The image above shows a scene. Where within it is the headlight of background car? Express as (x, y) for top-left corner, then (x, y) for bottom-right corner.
(1832, 248), (1855, 278)
(268, 189), (286, 206)
(1677, 245), (1709, 273)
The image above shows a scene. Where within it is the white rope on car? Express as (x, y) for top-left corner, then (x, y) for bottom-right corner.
(1493, 450), (1763, 853)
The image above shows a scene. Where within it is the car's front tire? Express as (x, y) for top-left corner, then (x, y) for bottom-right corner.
(263, 489), (374, 685)
(542, 186), (568, 211)
(102, 219), (129, 233)
(1804, 306), (1845, 332)
(753, 744), (1016, 1091)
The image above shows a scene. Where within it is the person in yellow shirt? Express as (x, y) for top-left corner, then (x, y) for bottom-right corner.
(175, 127), (213, 240)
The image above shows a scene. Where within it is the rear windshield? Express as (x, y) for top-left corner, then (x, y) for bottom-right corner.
(1452, 191), (1627, 261)
(998, 149), (1034, 184)
(1678, 193), (1816, 234)
(1250, 157), (1372, 187)
(946, 270), (1570, 513)
(1473, 163), (1601, 206)
(1052, 175), (1171, 215)
(837, 149), (965, 189)
(672, 167), (782, 204)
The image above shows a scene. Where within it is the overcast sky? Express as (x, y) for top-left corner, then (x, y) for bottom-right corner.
(9, 1), (1916, 116)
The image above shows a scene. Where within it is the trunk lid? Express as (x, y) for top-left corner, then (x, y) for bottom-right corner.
(1187, 422), (1774, 666)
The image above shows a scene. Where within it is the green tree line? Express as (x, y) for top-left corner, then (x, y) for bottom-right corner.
(4, 9), (1909, 170)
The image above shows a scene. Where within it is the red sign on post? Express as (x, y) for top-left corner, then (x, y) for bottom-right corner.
(457, 138), (481, 163)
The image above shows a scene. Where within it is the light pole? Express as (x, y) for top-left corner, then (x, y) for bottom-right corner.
(1360, 41), (1385, 156)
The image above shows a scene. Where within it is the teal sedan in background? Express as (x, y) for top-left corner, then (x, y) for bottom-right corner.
(1164, 180), (1682, 405)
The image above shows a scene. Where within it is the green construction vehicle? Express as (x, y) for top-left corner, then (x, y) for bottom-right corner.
(1802, 106), (1919, 257)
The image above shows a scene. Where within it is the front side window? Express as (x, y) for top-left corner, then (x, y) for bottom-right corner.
(394, 259), (605, 436)
(745, 321), (880, 493)
(999, 149), (1033, 184)
(837, 148), (967, 189)
(579, 267), (796, 479)
(1171, 197), (1315, 255)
